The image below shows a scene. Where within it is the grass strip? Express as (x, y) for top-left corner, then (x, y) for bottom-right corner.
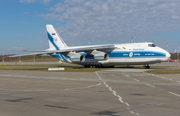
(0, 67), (48, 71)
(145, 69), (180, 74)
(0, 67), (111, 72)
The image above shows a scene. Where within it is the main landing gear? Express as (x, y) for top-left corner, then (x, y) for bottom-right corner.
(143, 64), (150, 69)
(84, 64), (102, 68)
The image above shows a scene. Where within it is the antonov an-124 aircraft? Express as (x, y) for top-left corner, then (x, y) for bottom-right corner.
(10, 25), (171, 68)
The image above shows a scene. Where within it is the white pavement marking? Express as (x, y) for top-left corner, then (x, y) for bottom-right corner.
(95, 71), (140, 116)
(95, 72), (102, 80)
(117, 95), (122, 99)
(125, 102), (130, 106)
(177, 81), (180, 83)
(109, 87), (112, 91)
(158, 76), (176, 81)
(134, 79), (140, 82)
(113, 92), (117, 96)
(126, 75), (129, 77)
(146, 83), (155, 88)
(146, 73), (177, 82)
(106, 84), (109, 87)
(136, 113), (141, 116)
(168, 91), (180, 97)
(118, 98), (124, 103)
(161, 77), (166, 79)
(0, 82), (102, 92)
(126, 107), (135, 114)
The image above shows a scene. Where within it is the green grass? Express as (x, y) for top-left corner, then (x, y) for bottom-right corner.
(0, 67), (48, 71)
(0, 63), (177, 73)
(5, 58), (59, 62)
(1, 64), (83, 69)
(0, 67), (111, 72)
(145, 69), (180, 74)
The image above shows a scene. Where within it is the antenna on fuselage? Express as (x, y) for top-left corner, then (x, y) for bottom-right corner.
(131, 37), (133, 43)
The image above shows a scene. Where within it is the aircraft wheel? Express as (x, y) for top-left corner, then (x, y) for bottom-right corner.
(143, 65), (150, 69)
(99, 64), (102, 68)
(96, 65), (99, 68)
(109, 66), (115, 68)
(143, 65), (146, 69)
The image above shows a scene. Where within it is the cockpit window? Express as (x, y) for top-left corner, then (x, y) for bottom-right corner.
(148, 44), (156, 47)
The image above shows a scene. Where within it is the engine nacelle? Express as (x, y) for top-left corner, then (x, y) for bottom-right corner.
(69, 53), (85, 63)
(94, 53), (109, 61)
(90, 50), (109, 61)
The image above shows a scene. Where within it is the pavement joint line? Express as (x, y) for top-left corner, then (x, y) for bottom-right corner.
(168, 91), (180, 97)
(95, 71), (140, 116)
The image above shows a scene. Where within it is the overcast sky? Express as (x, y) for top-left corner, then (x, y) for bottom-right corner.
(0, 0), (180, 54)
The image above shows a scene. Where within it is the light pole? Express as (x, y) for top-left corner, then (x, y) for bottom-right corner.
(2, 49), (4, 63)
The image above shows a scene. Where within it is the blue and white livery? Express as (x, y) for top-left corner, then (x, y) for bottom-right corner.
(11, 24), (171, 68)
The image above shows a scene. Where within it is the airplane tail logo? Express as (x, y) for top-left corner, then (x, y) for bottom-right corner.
(46, 24), (68, 50)
(46, 24), (71, 63)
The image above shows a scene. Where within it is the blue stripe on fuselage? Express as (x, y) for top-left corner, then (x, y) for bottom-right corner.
(58, 51), (165, 60)
(108, 51), (166, 59)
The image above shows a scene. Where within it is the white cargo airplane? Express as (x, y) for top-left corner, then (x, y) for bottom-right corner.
(10, 24), (171, 68)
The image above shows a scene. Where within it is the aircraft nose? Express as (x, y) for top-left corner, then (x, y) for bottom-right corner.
(166, 52), (171, 59)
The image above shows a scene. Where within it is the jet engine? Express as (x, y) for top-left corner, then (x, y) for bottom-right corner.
(91, 50), (109, 61)
(94, 53), (109, 61)
(67, 52), (85, 63)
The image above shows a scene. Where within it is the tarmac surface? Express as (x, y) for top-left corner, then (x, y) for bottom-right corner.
(0, 62), (180, 116)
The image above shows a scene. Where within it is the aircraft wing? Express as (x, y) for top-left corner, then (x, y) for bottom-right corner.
(8, 45), (116, 57)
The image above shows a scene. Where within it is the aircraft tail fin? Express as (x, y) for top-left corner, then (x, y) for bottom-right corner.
(46, 24), (68, 50)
